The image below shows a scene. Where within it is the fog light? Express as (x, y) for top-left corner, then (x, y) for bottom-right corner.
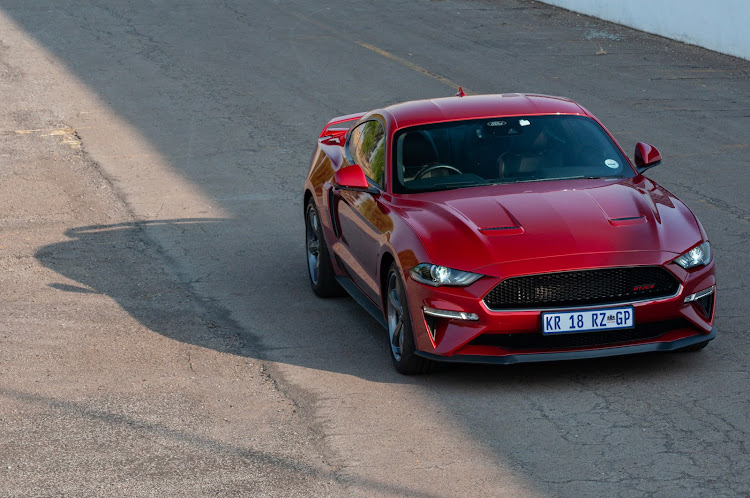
(684, 286), (714, 303)
(422, 306), (479, 321)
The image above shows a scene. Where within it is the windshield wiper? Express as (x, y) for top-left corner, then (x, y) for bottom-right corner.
(543, 175), (613, 181)
(427, 182), (482, 191)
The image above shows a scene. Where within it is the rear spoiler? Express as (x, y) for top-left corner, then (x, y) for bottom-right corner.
(318, 112), (365, 145)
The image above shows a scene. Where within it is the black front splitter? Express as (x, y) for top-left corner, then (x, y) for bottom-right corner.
(415, 327), (717, 365)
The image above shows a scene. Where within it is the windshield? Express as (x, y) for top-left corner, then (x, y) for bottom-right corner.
(392, 115), (634, 193)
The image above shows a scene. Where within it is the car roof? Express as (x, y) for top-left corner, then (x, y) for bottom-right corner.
(381, 93), (590, 130)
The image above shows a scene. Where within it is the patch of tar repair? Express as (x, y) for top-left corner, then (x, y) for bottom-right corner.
(11, 126), (82, 149)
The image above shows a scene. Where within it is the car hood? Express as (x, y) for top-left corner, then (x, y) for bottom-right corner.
(396, 177), (703, 275)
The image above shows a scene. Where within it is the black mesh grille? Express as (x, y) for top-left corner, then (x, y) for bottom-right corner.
(483, 267), (680, 310)
(469, 320), (688, 350)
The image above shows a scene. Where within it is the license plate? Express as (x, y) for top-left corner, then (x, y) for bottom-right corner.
(542, 306), (634, 335)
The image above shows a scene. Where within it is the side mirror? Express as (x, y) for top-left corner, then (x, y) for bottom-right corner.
(634, 142), (662, 172)
(334, 165), (379, 194)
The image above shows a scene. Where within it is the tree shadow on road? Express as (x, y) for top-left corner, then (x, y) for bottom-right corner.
(36, 220), (251, 352)
(35, 219), (409, 381)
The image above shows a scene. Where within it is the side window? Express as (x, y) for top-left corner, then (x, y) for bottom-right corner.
(348, 120), (386, 187)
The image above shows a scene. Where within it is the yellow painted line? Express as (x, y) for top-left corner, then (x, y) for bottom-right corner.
(354, 41), (472, 94)
(291, 11), (471, 94)
(11, 128), (50, 134)
(10, 127), (77, 135)
(5, 127), (82, 149)
(46, 128), (74, 136)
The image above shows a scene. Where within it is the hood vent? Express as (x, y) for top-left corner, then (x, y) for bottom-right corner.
(608, 216), (647, 227)
(479, 225), (524, 235)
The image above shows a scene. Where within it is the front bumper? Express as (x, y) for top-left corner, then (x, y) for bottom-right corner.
(406, 256), (716, 362)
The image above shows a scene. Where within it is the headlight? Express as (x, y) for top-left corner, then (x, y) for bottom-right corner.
(410, 263), (482, 287)
(674, 241), (711, 269)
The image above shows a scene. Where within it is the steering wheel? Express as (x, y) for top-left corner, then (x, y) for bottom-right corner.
(414, 164), (463, 180)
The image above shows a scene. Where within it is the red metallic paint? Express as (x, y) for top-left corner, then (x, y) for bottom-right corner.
(392, 177), (702, 276)
(334, 164), (370, 190)
(318, 113), (365, 138)
(304, 94), (716, 366)
(635, 142), (663, 167)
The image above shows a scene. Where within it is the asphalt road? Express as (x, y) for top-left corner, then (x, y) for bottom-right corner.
(1, 0), (749, 496)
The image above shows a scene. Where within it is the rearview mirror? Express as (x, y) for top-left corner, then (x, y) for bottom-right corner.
(634, 142), (662, 173)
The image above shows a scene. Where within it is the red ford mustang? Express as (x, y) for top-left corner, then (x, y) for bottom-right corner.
(303, 93), (716, 374)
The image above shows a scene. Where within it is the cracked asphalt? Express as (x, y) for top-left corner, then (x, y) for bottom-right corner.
(0, 0), (748, 496)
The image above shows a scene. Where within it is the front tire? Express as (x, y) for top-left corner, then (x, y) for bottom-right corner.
(385, 263), (433, 375)
(305, 200), (344, 297)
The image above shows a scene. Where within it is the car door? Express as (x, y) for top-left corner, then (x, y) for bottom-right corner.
(333, 119), (392, 304)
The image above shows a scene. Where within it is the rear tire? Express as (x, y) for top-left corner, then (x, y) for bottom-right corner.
(385, 263), (433, 375)
(305, 200), (344, 298)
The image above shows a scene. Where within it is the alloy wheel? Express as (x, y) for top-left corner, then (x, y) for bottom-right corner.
(386, 271), (404, 361)
(306, 206), (320, 286)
